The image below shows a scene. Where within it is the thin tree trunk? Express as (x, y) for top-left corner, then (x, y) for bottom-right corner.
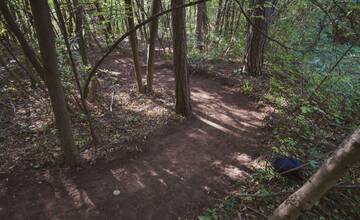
(65, 0), (74, 34)
(171, 0), (191, 117)
(215, 0), (223, 33)
(73, 0), (89, 66)
(125, 0), (144, 93)
(0, 37), (41, 87)
(94, 1), (113, 44)
(219, 0), (229, 36)
(146, 0), (161, 92)
(53, 0), (99, 146)
(243, 0), (272, 76)
(270, 128), (360, 220)
(134, 0), (148, 42)
(223, 0), (232, 35)
(21, 0), (33, 31)
(228, 2), (236, 36)
(0, 0), (45, 80)
(196, 2), (207, 51)
(203, 3), (208, 38)
(29, 0), (80, 167)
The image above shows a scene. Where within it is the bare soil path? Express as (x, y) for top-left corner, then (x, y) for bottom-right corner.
(0, 60), (264, 220)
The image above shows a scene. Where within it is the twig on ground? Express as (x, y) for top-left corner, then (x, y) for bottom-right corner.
(334, 184), (360, 189)
(235, 191), (292, 198)
(110, 91), (115, 112)
(246, 206), (268, 219)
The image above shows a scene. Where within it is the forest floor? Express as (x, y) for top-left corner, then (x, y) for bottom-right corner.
(0, 54), (270, 219)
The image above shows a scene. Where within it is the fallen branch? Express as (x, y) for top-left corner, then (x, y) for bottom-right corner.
(270, 128), (360, 219)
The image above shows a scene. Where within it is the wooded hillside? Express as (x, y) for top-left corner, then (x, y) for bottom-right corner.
(0, 0), (359, 219)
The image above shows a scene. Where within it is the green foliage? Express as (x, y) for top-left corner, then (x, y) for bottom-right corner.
(252, 165), (277, 182)
(198, 208), (219, 220)
(222, 196), (239, 217)
(209, 1), (360, 218)
(241, 80), (254, 95)
(272, 137), (298, 156)
(198, 196), (239, 220)
(0, 22), (6, 36)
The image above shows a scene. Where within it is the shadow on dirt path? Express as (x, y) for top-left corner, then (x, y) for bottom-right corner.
(0, 60), (264, 220)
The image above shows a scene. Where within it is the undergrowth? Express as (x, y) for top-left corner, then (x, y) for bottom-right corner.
(197, 39), (360, 219)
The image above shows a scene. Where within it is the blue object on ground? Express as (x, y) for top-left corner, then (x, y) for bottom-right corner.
(272, 157), (302, 174)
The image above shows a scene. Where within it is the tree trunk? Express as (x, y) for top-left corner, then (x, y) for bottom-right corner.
(196, 2), (208, 51)
(54, 0), (99, 146)
(0, 37), (41, 88)
(0, 0), (45, 80)
(94, 1), (113, 44)
(29, 0), (80, 167)
(73, 0), (89, 66)
(243, 0), (272, 76)
(270, 128), (360, 220)
(146, 0), (161, 92)
(134, 0), (148, 43)
(65, 0), (74, 34)
(215, 0), (224, 33)
(219, 0), (230, 36)
(125, 0), (144, 93)
(171, 0), (192, 117)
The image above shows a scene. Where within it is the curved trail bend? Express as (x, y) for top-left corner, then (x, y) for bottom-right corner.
(0, 62), (264, 220)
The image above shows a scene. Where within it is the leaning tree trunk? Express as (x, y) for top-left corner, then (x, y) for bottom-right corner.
(146, 0), (161, 92)
(243, 0), (272, 76)
(125, 0), (144, 93)
(29, 0), (80, 167)
(171, 0), (192, 117)
(0, 0), (45, 80)
(0, 37), (41, 87)
(270, 128), (360, 220)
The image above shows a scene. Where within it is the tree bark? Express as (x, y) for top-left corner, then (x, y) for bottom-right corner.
(65, 0), (74, 34)
(243, 0), (272, 76)
(125, 0), (144, 93)
(29, 0), (80, 167)
(171, 0), (192, 117)
(270, 128), (360, 220)
(134, 0), (148, 42)
(146, 0), (161, 92)
(215, 0), (224, 33)
(73, 0), (89, 66)
(196, 1), (208, 51)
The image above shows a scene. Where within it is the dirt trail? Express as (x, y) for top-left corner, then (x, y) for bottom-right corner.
(0, 61), (264, 220)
